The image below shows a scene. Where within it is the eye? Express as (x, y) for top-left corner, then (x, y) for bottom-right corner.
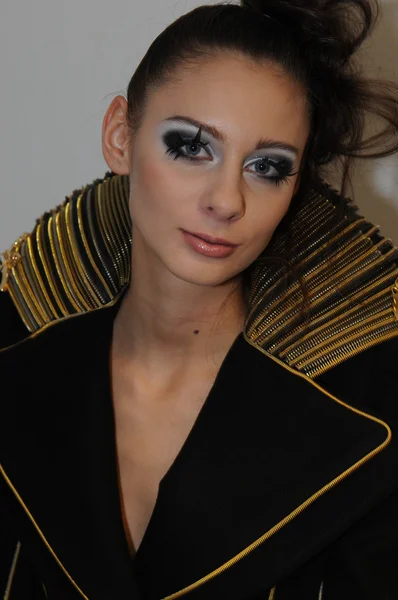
(244, 157), (297, 187)
(163, 129), (212, 162)
(162, 127), (298, 187)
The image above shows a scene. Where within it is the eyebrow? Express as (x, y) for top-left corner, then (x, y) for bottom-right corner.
(164, 115), (299, 157)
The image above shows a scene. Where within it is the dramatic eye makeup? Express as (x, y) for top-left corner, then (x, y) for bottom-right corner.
(163, 127), (213, 162)
(160, 117), (299, 187)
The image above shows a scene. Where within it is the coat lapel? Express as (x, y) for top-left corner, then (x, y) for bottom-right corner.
(1, 288), (140, 599)
(1, 288), (396, 600)
(132, 332), (395, 600)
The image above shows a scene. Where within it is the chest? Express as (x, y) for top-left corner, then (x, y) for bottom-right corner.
(111, 367), (216, 556)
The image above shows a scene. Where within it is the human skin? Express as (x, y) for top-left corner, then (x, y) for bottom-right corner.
(102, 53), (310, 384)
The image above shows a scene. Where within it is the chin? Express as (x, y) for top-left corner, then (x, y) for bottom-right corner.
(165, 256), (245, 288)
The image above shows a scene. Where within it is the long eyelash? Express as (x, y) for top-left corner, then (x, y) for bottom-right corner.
(164, 129), (298, 186)
(164, 126), (210, 161)
(268, 165), (299, 187)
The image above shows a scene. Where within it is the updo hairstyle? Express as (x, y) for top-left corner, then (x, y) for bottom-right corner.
(123, 0), (398, 311)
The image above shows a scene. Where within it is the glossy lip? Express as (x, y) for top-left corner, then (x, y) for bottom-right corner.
(181, 230), (237, 258)
(182, 229), (238, 247)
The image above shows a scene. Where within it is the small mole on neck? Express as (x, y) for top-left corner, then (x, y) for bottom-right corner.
(193, 329), (200, 334)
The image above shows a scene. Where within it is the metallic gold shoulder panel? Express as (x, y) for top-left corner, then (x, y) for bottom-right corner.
(1, 171), (398, 377)
(244, 182), (398, 377)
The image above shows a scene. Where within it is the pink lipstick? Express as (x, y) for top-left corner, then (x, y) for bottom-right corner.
(181, 230), (238, 258)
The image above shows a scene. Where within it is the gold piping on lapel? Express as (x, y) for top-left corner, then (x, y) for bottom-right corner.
(318, 580), (324, 600)
(0, 468), (88, 600)
(3, 541), (21, 600)
(0, 294), (392, 600)
(0, 290), (127, 596)
(0, 174), (397, 598)
(268, 586), (276, 599)
(159, 337), (392, 600)
(42, 582), (49, 599)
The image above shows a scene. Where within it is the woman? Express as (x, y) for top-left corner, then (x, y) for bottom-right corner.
(1, 0), (398, 598)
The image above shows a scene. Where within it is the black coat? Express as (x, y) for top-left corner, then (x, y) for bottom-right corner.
(1, 285), (398, 600)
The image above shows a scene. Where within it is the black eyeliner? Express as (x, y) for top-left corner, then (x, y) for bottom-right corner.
(162, 125), (297, 185)
(162, 126), (210, 161)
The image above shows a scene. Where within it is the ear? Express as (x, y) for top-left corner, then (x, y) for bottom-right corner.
(102, 95), (131, 175)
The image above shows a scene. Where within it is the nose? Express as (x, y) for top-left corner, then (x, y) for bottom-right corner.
(201, 168), (246, 222)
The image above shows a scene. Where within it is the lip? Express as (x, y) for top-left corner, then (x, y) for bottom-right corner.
(181, 230), (238, 258)
(183, 230), (238, 247)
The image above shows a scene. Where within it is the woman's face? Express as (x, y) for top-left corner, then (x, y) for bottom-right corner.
(108, 53), (310, 288)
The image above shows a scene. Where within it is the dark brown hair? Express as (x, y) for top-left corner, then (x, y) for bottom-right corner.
(123, 0), (398, 315)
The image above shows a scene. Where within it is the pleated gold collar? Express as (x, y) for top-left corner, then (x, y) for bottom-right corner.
(1, 171), (398, 378)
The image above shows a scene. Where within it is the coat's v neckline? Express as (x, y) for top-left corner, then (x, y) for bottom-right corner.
(0, 287), (395, 600)
(104, 287), (245, 564)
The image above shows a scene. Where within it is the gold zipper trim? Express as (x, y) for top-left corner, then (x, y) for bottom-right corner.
(96, 183), (123, 285)
(27, 234), (59, 320)
(114, 175), (132, 243)
(17, 243), (49, 326)
(3, 541), (21, 600)
(0, 232), (44, 328)
(6, 278), (37, 331)
(393, 277), (398, 320)
(112, 176), (132, 280)
(275, 274), (397, 357)
(59, 204), (94, 310)
(0, 233), (29, 292)
(245, 234), (398, 377)
(103, 179), (128, 285)
(247, 244), (396, 345)
(12, 263), (45, 328)
(289, 308), (392, 368)
(54, 212), (88, 311)
(2, 175), (396, 379)
(302, 322), (398, 379)
(76, 191), (115, 298)
(47, 215), (81, 313)
(0, 286), (126, 354)
(65, 201), (106, 306)
(247, 244), (392, 344)
(36, 221), (69, 318)
(247, 218), (371, 317)
(247, 208), (369, 309)
(161, 338), (392, 600)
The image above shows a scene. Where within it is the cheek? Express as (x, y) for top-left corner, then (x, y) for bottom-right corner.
(129, 157), (176, 225)
(250, 194), (292, 249)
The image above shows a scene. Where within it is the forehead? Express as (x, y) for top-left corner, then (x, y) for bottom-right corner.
(144, 53), (310, 151)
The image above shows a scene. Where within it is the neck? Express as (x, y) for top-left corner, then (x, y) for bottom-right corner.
(112, 245), (246, 384)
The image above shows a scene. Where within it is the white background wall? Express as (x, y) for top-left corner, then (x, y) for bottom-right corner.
(1, 0), (397, 251)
